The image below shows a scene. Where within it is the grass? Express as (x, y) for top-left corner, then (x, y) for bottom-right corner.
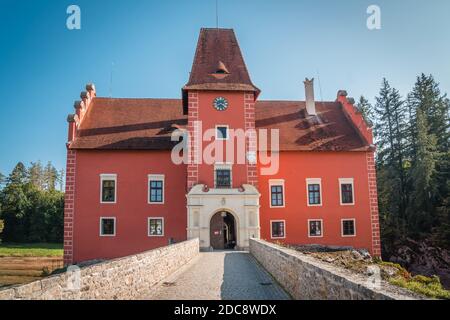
(0, 243), (63, 257)
(374, 259), (450, 299)
(287, 247), (450, 300)
(389, 275), (450, 300)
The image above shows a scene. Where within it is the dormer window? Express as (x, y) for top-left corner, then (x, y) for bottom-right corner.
(215, 61), (229, 74)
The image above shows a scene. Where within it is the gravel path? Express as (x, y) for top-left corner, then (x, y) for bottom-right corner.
(147, 251), (290, 300)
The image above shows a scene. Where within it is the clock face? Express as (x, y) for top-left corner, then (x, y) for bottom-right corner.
(213, 97), (228, 111)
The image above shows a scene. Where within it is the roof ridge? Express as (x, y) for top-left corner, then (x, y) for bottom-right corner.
(256, 99), (337, 103)
(94, 97), (181, 101)
(201, 27), (234, 31)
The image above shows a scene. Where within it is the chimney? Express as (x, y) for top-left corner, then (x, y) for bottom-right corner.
(304, 78), (316, 116)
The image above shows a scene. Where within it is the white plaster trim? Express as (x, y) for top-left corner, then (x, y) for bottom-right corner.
(307, 219), (324, 238)
(214, 163), (232, 188)
(148, 174), (165, 204)
(99, 217), (116, 237)
(339, 178), (355, 206)
(270, 220), (286, 239)
(215, 125), (230, 140)
(148, 217), (165, 237)
(100, 174), (117, 204)
(306, 178), (322, 207)
(269, 179), (285, 208)
(341, 218), (357, 237)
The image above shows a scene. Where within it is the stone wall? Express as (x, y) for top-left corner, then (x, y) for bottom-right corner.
(249, 239), (422, 300)
(0, 239), (199, 300)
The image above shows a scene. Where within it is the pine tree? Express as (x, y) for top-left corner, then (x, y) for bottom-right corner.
(356, 95), (374, 127)
(407, 74), (450, 156)
(0, 165), (31, 242)
(374, 79), (409, 240)
(409, 109), (438, 234)
(8, 162), (28, 185)
(58, 169), (65, 192)
(43, 162), (58, 191)
(407, 74), (450, 243)
(28, 161), (44, 190)
(0, 172), (5, 188)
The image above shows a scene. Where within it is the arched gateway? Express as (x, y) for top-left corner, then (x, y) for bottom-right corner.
(187, 184), (261, 250)
(210, 211), (237, 250)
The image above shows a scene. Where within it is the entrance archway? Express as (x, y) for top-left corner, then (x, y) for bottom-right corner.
(210, 211), (237, 250)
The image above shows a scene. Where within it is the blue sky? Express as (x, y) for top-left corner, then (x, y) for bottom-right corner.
(0, 0), (449, 175)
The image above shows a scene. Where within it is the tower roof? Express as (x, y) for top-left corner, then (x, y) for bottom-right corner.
(183, 28), (260, 94)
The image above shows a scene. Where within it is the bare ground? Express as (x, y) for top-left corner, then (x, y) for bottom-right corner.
(0, 257), (63, 288)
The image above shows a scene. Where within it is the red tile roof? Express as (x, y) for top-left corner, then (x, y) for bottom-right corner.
(183, 28), (260, 94)
(256, 100), (369, 151)
(70, 98), (187, 150)
(69, 98), (369, 151)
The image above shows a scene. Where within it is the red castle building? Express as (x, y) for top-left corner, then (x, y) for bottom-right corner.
(63, 28), (381, 265)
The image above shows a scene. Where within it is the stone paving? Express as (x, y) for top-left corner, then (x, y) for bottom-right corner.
(147, 251), (291, 300)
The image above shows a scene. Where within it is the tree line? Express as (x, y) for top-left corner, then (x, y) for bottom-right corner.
(357, 74), (450, 255)
(0, 162), (65, 243)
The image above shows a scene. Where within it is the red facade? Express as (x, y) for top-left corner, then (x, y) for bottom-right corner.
(64, 28), (381, 265)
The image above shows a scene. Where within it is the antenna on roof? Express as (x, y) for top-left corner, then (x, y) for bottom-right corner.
(316, 69), (324, 105)
(215, 0), (219, 29)
(109, 61), (115, 98)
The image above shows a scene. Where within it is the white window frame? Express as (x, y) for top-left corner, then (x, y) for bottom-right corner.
(148, 174), (165, 204)
(214, 163), (232, 188)
(99, 217), (116, 237)
(341, 218), (357, 237)
(307, 219), (324, 238)
(148, 217), (165, 237)
(100, 174), (117, 204)
(339, 178), (355, 206)
(306, 178), (322, 207)
(215, 125), (230, 140)
(269, 179), (285, 208)
(270, 220), (286, 239)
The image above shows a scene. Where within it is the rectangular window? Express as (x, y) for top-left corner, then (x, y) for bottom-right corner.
(271, 220), (285, 239)
(342, 219), (356, 237)
(308, 184), (321, 205)
(100, 174), (117, 203)
(148, 218), (164, 236)
(308, 220), (323, 237)
(100, 217), (116, 236)
(339, 178), (355, 205)
(270, 186), (284, 207)
(148, 175), (164, 204)
(215, 169), (231, 188)
(216, 125), (229, 140)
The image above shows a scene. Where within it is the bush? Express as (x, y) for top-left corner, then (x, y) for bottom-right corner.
(389, 275), (450, 300)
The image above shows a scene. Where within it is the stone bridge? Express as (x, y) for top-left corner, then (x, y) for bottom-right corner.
(0, 239), (420, 300)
